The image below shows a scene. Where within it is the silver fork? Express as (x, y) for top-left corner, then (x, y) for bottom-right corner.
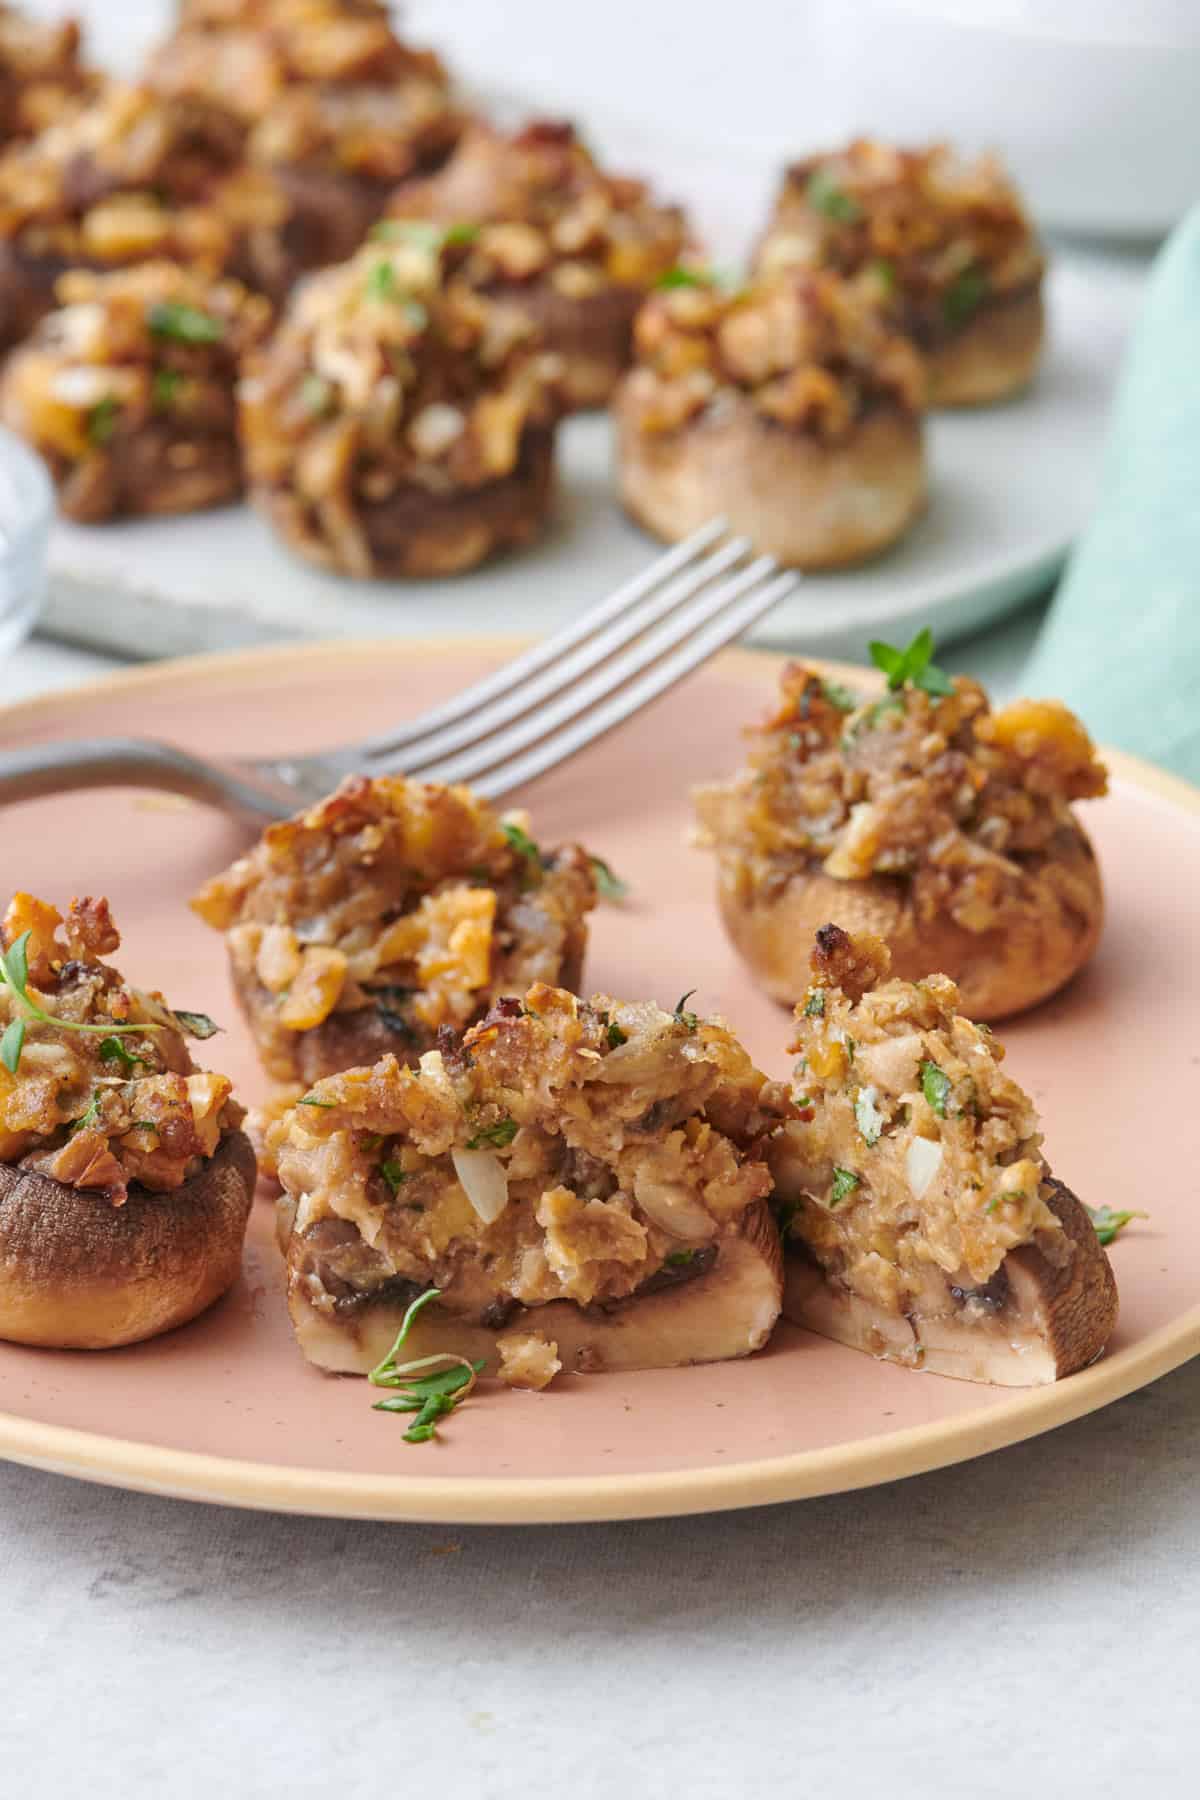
(0, 521), (798, 825)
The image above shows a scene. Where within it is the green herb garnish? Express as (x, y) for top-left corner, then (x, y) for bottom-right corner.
(871, 258), (896, 293)
(820, 679), (858, 713)
(67, 1090), (103, 1134)
(152, 367), (183, 409)
(868, 628), (955, 698)
(606, 1021), (628, 1048)
(502, 821), (545, 887)
(830, 1166), (860, 1206)
(297, 1095), (335, 1109)
(380, 1159), (411, 1194)
(673, 990), (700, 1031)
(806, 167), (862, 223)
(803, 988), (826, 1018)
(87, 395), (120, 445)
(99, 1035), (143, 1073)
(1086, 1204), (1147, 1247)
(466, 1115), (518, 1150)
(366, 259), (397, 301)
(0, 931), (168, 1074)
(665, 1250), (697, 1268)
(854, 1085), (884, 1147)
(590, 855), (629, 902)
(919, 1060), (951, 1118)
(655, 265), (712, 290)
(368, 1287), (485, 1444)
(943, 265), (988, 328)
(147, 300), (223, 344)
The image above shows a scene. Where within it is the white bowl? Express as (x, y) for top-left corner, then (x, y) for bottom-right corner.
(811, 0), (1200, 238)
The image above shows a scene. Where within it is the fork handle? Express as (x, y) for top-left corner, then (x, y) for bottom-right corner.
(0, 736), (296, 824)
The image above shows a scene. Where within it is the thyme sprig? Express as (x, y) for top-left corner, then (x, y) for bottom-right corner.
(368, 1288), (485, 1444)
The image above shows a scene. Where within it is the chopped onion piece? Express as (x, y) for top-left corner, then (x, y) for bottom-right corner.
(906, 1136), (943, 1200)
(451, 1146), (510, 1224)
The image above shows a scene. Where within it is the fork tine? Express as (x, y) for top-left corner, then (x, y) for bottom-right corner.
(385, 534), (755, 776)
(355, 517), (729, 759)
(466, 568), (801, 801)
(409, 555), (793, 790)
(401, 552), (778, 787)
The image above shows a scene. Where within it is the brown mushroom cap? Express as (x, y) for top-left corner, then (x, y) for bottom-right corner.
(926, 286), (1045, 407)
(0, 1128), (257, 1349)
(712, 823), (1103, 1022)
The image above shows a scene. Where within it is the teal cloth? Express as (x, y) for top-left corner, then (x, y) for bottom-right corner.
(1024, 207), (1200, 780)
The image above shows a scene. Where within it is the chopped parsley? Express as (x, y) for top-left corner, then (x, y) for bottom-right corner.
(67, 1091), (104, 1134)
(366, 259), (397, 301)
(147, 300), (223, 344)
(919, 1060), (951, 1117)
(297, 1095), (334, 1109)
(943, 265), (988, 328)
(368, 1287), (484, 1443)
(665, 1249), (698, 1267)
(673, 990), (700, 1031)
(830, 1166), (861, 1206)
(502, 821), (545, 887)
(606, 1020), (628, 1048)
(871, 258), (896, 293)
(1086, 1204), (1147, 1247)
(853, 1085), (884, 1147)
(87, 395), (120, 445)
(380, 1159), (411, 1194)
(820, 679), (858, 713)
(99, 1035), (143, 1073)
(868, 628), (955, 699)
(590, 855), (629, 902)
(466, 1115), (518, 1150)
(655, 265), (713, 289)
(151, 367), (183, 409)
(803, 988), (826, 1018)
(805, 167), (862, 223)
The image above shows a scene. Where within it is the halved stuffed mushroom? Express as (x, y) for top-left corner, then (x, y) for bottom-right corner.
(271, 980), (787, 1380)
(146, 0), (463, 298)
(0, 892), (255, 1349)
(191, 776), (598, 1087)
(694, 634), (1106, 1020)
(771, 924), (1117, 1385)
(388, 119), (689, 410)
(0, 259), (271, 520)
(237, 228), (563, 575)
(756, 138), (1046, 407)
(614, 266), (926, 568)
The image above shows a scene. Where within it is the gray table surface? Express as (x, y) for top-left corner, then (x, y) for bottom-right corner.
(3, 612), (1196, 1800)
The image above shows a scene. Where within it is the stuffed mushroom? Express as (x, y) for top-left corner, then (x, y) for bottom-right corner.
(615, 266), (926, 568)
(191, 775), (598, 1087)
(0, 892), (255, 1350)
(0, 3), (98, 147)
(0, 258), (271, 520)
(146, 0), (462, 298)
(756, 138), (1046, 407)
(388, 119), (689, 409)
(271, 980), (787, 1380)
(0, 81), (264, 351)
(693, 634), (1107, 1021)
(238, 228), (564, 576)
(770, 924), (1118, 1384)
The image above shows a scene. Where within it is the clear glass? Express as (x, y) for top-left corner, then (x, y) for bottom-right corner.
(0, 426), (53, 656)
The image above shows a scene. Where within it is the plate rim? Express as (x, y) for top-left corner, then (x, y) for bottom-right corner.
(2, 634), (1197, 1523)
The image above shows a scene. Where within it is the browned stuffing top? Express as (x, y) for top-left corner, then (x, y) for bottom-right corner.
(1, 259), (270, 489)
(0, 82), (273, 274)
(389, 119), (688, 299)
(0, 892), (243, 1204)
(0, 3), (97, 144)
(236, 230), (562, 556)
(694, 664), (1106, 937)
(149, 0), (458, 180)
(621, 268), (925, 442)
(192, 776), (597, 1081)
(274, 980), (788, 1320)
(774, 925), (1061, 1309)
(758, 138), (1044, 347)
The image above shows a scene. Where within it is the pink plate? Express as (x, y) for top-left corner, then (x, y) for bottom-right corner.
(0, 639), (1197, 1523)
